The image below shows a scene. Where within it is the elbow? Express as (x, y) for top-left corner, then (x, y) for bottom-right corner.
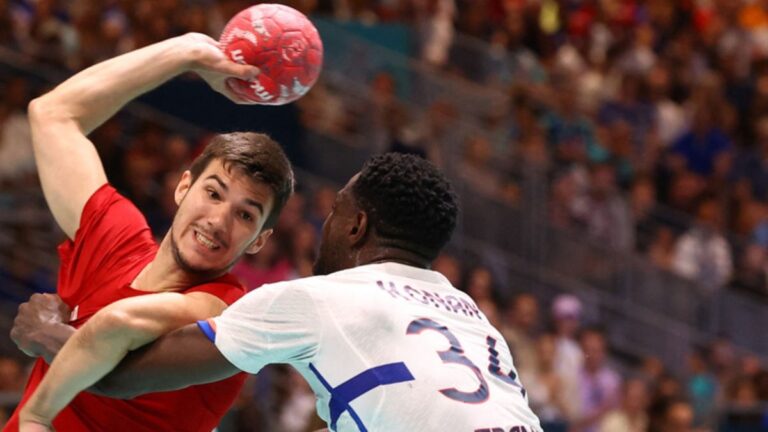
(85, 308), (145, 346)
(27, 95), (72, 125)
(27, 96), (59, 125)
(93, 308), (134, 333)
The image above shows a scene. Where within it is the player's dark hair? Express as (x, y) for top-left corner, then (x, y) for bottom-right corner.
(189, 132), (294, 230)
(352, 153), (458, 261)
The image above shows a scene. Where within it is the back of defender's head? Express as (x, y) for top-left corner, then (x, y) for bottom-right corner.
(189, 132), (294, 230)
(352, 153), (458, 260)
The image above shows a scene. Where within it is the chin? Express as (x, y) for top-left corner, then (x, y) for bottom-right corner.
(173, 238), (231, 278)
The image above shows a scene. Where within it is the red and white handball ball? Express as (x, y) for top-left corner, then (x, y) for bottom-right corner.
(219, 4), (323, 105)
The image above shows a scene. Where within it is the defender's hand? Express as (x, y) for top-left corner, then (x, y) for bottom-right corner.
(182, 32), (260, 104)
(11, 294), (73, 361)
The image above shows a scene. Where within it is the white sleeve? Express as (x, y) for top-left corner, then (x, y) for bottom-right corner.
(211, 282), (320, 374)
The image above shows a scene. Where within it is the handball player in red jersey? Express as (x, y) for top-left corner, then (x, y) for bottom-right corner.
(4, 32), (294, 432)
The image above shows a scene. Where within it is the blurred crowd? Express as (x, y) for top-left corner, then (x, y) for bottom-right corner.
(304, 0), (768, 300)
(5, 0), (768, 431)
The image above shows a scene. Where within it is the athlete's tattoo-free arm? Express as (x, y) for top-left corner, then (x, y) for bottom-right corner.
(18, 291), (228, 427)
(28, 33), (258, 239)
(93, 323), (240, 399)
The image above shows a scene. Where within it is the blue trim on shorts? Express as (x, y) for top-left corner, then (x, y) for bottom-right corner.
(196, 320), (216, 343)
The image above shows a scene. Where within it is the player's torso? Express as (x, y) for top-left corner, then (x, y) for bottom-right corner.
(297, 264), (542, 432)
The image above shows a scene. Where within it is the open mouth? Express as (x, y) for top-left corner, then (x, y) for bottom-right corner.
(195, 230), (221, 250)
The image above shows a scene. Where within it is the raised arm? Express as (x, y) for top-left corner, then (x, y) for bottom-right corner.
(28, 33), (258, 239)
(18, 291), (229, 430)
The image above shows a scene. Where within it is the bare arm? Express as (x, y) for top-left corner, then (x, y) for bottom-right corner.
(93, 322), (240, 399)
(18, 291), (228, 429)
(28, 33), (257, 239)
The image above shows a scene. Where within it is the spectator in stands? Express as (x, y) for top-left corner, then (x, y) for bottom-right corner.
(539, 85), (604, 168)
(231, 237), (294, 292)
(598, 377), (649, 432)
(654, 398), (696, 432)
(464, 265), (500, 326)
(397, 100), (457, 168)
(522, 333), (569, 431)
(597, 74), (655, 156)
(0, 77), (34, 184)
(551, 294), (584, 422)
(647, 63), (687, 149)
(501, 293), (540, 378)
(289, 221), (318, 278)
(668, 103), (733, 178)
(646, 226), (678, 271)
(672, 195), (733, 290)
(574, 326), (621, 432)
(710, 338), (738, 392)
(0, 356), (26, 428)
(457, 135), (504, 199)
(730, 243), (768, 296)
(431, 252), (462, 287)
(307, 185), (336, 235)
(686, 348), (718, 428)
(570, 162), (634, 251)
(415, 0), (456, 67)
(0, 356), (25, 392)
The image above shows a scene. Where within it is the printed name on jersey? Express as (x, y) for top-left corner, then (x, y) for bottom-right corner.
(376, 280), (483, 320)
(476, 427), (530, 432)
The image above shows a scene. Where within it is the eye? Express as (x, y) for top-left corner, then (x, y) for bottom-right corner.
(207, 188), (221, 200)
(240, 211), (253, 222)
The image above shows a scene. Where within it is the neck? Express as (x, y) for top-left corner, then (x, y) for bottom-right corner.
(355, 246), (430, 270)
(132, 233), (209, 292)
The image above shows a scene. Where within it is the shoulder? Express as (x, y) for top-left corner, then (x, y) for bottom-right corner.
(185, 273), (246, 306)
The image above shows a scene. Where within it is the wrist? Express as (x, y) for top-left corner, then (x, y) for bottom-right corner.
(20, 403), (53, 428)
(163, 34), (200, 74)
(177, 32), (217, 73)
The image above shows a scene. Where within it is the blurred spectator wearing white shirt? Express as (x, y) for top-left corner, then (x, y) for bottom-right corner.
(672, 195), (733, 291)
(551, 294), (585, 421)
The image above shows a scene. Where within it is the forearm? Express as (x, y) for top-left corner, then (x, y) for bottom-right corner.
(21, 312), (150, 424)
(93, 323), (239, 399)
(35, 36), (193, 134)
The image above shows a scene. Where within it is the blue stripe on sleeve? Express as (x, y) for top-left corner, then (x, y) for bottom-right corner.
(197, 320), (216, 343)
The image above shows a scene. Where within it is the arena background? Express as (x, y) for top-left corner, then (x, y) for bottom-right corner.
(2, 0), (768, 431)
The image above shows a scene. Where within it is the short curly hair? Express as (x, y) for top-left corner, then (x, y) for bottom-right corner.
(352, 153), (458, 260)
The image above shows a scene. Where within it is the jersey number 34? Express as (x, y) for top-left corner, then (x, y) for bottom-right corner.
(406, 317), (525, 404)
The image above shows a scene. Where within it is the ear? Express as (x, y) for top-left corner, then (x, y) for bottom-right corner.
(245, 229), (273, 255)
(174, 170), (193, 206)
(349, 211), (368, 247)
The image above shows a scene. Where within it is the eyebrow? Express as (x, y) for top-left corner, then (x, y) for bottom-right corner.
(205, 174), (264, 215)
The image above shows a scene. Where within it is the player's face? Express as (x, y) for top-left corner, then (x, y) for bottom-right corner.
(170, 159), (274, 278)
(313, 174), (359, 276)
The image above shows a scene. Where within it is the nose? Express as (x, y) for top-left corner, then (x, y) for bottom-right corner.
(204, 202), (232, 233)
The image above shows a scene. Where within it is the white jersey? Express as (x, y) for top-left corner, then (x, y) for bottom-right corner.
(211, 263), (542, 432)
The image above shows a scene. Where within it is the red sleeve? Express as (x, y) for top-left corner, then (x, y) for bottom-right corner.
(57, 184), (156, 304)
(185, 274), (246, 306)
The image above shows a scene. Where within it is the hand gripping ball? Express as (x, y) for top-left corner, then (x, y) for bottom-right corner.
(219, 4), (323, 105)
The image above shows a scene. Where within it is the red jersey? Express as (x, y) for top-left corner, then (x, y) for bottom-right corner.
(5, 184), (248, 432)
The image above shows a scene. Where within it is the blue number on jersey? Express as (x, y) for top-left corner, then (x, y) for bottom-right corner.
(487, 336), (526, 398)
(406, 317), (490, 404)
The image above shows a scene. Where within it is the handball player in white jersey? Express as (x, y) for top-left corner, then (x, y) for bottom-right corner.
(23, 153), (542, 432)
